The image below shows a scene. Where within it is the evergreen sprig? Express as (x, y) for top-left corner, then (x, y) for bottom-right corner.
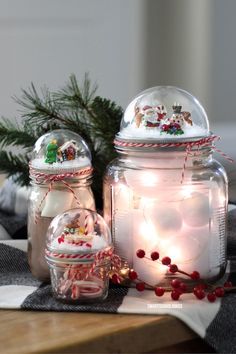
(0, 74), (123, 208)
(0, 151), (30, 186)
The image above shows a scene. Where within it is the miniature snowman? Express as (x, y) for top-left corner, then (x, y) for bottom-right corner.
(160, 103), (192, 135)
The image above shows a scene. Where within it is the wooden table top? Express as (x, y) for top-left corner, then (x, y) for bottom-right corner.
(1, 310), (200, 354)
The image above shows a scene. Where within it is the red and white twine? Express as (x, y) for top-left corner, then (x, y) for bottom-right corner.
(30, 165), (93, 224)
(114, 135), (234, 183)
(47, 246), (120, 299)
(46, 246), (114, 263)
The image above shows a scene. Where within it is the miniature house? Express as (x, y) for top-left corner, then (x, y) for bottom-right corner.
(57, 140), (79, 162)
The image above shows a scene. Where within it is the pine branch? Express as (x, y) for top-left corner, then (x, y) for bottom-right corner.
(55, 73), (98, 110)
(0, 150), (30, 185)
(0, 118), (36, 148)
(14, 84), (71, 126)
(90, 96), (122, 142)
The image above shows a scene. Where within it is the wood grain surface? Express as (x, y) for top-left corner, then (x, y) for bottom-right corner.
(0, 310), (199, 354)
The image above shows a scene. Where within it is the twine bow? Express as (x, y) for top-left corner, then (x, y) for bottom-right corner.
(30, 165), (93, 224)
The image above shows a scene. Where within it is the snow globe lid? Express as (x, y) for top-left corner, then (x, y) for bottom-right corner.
(116, 86), (210, 144)
(30, 129), (92, 174)
(45, 208), (112, 261)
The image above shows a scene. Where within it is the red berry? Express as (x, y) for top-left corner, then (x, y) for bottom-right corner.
(136, 282), (145, 292)
(155, 287), (165, 297)
(171, 279), (181, 288)
(190, 271), (200, 280)
(136, 249), (145, 258)
(171, 290), (180, 300)
(111, 274), (120, 284)
(169, 264), (178, 273)
(207, 292), (216, 302)
(194, 289), (206, 300)
(151, 251), (159, 261)
(193, 284), (207, 296)
(224, 281), (233, 288)
(179, 282), (187, 292)
(162, 256), (171, 265)
(128, 270), (138, 280)
(196, 283), (207, 290)
(215, 287), (225, 298)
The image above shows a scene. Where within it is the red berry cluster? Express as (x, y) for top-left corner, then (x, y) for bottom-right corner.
(111, 248), (234, 303)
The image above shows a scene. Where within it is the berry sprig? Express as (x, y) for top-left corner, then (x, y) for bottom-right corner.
(110, 249), (235, 303)
(136, 249), (200, 281)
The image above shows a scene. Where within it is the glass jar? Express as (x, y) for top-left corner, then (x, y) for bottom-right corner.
(28, 129), (95, 281)
(104, 147), (228, 285)
(45, 208), (112, 302)
(103, 86), (228, 286)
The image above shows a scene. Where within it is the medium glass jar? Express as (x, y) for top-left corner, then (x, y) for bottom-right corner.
(103, 86), (228, 286)
(28, 129), (95, 281)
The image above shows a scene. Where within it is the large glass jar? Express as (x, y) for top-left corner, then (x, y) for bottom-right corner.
(103, 86), (228, 286)
(28, 129), (95, 281)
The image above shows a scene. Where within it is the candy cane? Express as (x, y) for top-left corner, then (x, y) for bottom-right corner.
(71, 284), (80, 300)
(84, 213), (97, 235)
(75, 281), (103, 297)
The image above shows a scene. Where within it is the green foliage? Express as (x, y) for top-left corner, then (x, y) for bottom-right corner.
(0, 151), (30, 186)
(0, 74), (123, 208)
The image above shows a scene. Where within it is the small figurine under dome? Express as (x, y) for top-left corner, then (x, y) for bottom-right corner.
(134, 104), (167, 128)
(160, 103), (192, 136)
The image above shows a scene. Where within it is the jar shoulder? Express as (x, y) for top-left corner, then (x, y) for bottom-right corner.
(205, 159), (228, 183)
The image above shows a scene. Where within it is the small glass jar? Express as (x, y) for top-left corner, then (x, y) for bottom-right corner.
(28, 129), (95, 281)
(103, 86), (228, 286)
(45, 208), (113, 302)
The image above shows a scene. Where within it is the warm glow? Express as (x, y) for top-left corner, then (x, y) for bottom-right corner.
(167, 246), (182, 262)
(141, 172), (158, 187)
(180, 185), (194, 198)
(139, 221), (158, 241)
(139, 197), (155, 208)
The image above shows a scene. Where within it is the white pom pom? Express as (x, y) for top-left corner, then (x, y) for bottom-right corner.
(181, 192), (210, 227)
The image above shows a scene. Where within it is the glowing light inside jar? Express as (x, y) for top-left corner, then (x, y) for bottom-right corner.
(140, 171), (158, 187)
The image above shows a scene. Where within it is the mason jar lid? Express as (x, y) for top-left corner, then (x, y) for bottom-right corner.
(45, 208), (113, 264)
(30, 129), (92, 174)
(115, 86), (210, 148)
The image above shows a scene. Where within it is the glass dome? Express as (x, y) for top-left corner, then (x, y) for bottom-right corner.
(30, 129), (92, 173)
(117, 86), (210, 142)
(46, 208), (112, 258)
